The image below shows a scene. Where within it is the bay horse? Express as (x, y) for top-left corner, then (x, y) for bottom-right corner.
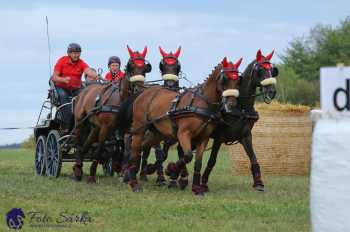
(138, 46), (182, 185)
(143, 57), (246, 189)
(72, 45), (151, 183)
(128, 57), (242, 195)
(201, 49), (278, 192)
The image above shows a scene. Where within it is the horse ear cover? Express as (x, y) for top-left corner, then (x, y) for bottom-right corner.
(145, 63), (152, 73)
(272, 67), (279, 77)
(159, 61), (164, 73)
(126, 62), (132, 73)
(177, 62), (181, 74)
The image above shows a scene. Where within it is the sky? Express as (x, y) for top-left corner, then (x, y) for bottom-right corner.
(0, 0), (349, 145)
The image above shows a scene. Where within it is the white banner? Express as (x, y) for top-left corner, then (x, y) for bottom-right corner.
(311, 117), (350, 232)
(312, 66), (350, 232)
(320, 67), (350, 112)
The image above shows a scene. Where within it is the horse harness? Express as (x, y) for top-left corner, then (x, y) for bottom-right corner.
(76, 83), (121, 126)
(139, 86), (220, 136)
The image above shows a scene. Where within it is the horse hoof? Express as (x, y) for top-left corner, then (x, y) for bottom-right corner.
(132, 186), (142, 192)
(165, 162), (179, 179)
(118, 175), (126, 184)
(87, 176), (96, 184)
(139, 174), (148, 182)
(123, 175), (130, 183)
(156, 176), (166, 186)
(74, 175), (82, 182)
(178, 178), (189, 190)
(192, 185), (205, 196)
(195, 192), (205, 197)
(112, 163), (122, 173)
(116, 172), (123, 178)
(131, 184), (142, 192)
(201, 184), (209, 192)
(122, 170), (130, 183)
(73, 165), (83, 181)
(156, 180), (166, 186)
(129, 180), (142, 192)
(145, 164), (157, 175)
(254, 184), (265, 192)
(168, 180), (178, 188)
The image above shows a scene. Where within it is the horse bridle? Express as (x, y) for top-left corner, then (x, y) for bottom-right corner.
(159, 55), (181, 75)
(126, 57), (152, 74)
(217, 69), (241, 103)
(239, 61), (276, 103)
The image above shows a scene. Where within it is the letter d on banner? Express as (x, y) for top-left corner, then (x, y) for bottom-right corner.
(333, 79), (350, 111)
(321, 67), (350, 113)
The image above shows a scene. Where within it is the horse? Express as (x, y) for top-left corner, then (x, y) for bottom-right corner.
(72, 45), (151, 183)
(200, 49), (278, 192)
(138, 46), (182, 185)
(142, 57), (246, 189)
(127, 57), (242, 195)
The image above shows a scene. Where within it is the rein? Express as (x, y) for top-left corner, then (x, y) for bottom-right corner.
(238, 90), (264, 99)
(242, 61), (275, 104)
(100, 83), (120, 105)
(238, 86), (273, 104)
(145, 79), (163, 84)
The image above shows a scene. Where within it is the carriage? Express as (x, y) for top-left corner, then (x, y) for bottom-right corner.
(33, 80), (116, 178)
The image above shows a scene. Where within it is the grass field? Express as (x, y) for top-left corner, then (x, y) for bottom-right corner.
(0, 148), (310, 231)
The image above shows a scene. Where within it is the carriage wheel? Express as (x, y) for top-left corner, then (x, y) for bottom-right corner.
(45, 130), (62, 177)
(34, 136), (47, 176)
(103, 158), (114, 176)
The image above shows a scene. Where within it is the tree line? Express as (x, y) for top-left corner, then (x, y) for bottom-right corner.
(276, 16), (350, 106)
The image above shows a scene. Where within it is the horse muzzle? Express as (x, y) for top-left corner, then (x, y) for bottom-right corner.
(222, 89), (239, 113)
(262, 84), (277, 103)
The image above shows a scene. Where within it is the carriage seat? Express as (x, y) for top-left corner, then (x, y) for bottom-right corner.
(48, 80), (60, 107)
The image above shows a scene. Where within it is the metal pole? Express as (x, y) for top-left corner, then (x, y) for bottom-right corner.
(45, 16), (52, 76)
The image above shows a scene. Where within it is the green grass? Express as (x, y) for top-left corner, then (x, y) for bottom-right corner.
(0, 148), (310, 231)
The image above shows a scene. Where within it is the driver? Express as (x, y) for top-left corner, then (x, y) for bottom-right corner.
(51, 43), (97, 132)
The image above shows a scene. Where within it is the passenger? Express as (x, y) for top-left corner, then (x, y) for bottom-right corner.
(105, 56), (125, 82)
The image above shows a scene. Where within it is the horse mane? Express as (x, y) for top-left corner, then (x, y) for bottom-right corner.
(120, 72), (130, 98)
(242, 60), (256, 79)
(204, 64), (222, 82)
(123, 61), (130, 77)
(208, 63), (223, 81)
(237, 59), (258, 111)
(194, 63), (222, 88)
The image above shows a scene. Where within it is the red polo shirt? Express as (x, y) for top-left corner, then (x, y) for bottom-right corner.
(105, 71), (125, 81)
(53, 56), (89, 89)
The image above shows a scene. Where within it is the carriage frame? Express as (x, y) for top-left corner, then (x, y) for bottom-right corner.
(33, 82), (116, 178)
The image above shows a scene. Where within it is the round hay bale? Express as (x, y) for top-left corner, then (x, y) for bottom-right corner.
(230, 102), (312, 176)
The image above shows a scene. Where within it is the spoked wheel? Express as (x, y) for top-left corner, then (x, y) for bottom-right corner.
(103, 158), (114, 177)
(45, 130), (62, 178)
(34, 136), (47, 176)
